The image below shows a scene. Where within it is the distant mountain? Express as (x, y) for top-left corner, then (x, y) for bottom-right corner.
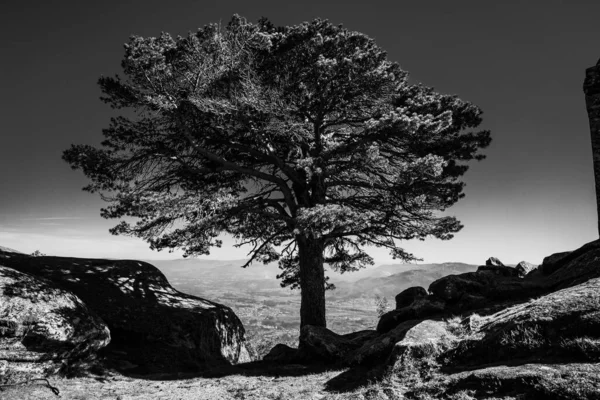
(148, 258), (479, 299)
(331, 262), (479, 299)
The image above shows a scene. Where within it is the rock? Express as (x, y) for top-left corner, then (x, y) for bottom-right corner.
(541, 251), (573, 275)
(476, 265), (519, 277)
(421, 363), (600, 400)
(394, 286), (428, 310)
(428, 272), (546, 308)
(428, 273), (488, 302)
(298, 326), (378, 363)
(0, 250), (251, 373)
(485, 257), (504, 267)
(347, 320), (420, 366)
(515, 261), (537, 277)
(446, 276), (600, 368)
(377, 297), (445, 334)
(386, 319), (455, 373)
(543, 241), (600, 290)
(263, 344), (299, 363)
(0, 266), (110, 384)
(348, 319), (453, 366)
(540, 240), (600, 276)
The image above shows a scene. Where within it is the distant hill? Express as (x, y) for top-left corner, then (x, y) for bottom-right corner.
(331, 262), (479, 299)
(148, 257), (479, 299)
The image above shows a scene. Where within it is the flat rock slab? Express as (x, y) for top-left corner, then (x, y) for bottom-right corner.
(0, 250), (250, 373)
(0, 265), (110, 384)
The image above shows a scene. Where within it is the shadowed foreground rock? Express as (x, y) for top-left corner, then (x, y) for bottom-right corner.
(0, 265), (110, 384)
(377, 296), (445, 334)
(263, 343), (299, 363)
(298, 326), (378, 363)
(0, 249), (250, 373)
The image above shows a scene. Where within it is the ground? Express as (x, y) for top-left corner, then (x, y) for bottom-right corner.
(0, 363), (399, 400)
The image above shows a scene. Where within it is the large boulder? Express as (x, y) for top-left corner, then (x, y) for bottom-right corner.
(428, 271), (546, 308)
(298, 326), (378, 363)
(0, 266), (110, 384)
(447, 276), (600, 368)
(386, 319), (455, 373)
(515, 261), (537, 277)
(0, 250), (250, 373)
(377, 296), (446, 334)
(428, 273), (489, 302)
(485, 257), (504, 267)
(347, 318), (453, 366)
(395, 286), (428, 310)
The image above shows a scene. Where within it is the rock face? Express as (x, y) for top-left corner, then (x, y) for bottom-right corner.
(0, 266), (110, 384)
(0, 250), (250, 373)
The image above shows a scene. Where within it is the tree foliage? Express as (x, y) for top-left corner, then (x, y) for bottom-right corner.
(63, 15), (490, 327)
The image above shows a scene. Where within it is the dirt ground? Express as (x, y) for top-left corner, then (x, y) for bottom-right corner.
(0, 362), (397, 400)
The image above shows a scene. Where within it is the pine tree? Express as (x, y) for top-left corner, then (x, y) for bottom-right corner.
(63, 15), (490, 328)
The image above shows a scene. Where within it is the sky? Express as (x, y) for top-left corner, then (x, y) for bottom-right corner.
(1, 0), (599, 265)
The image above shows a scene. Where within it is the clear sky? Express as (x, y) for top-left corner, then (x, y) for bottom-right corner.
(1, 0), (599, 265)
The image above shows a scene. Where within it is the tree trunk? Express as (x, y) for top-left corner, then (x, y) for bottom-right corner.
(297, 235), (326, 328)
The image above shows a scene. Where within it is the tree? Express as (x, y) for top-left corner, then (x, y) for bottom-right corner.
(63, 15), (490, 328)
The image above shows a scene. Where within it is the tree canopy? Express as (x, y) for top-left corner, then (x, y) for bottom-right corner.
(63, 15), (490, 328)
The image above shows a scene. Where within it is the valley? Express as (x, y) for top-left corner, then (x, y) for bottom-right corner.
(150, 258), (478, 357)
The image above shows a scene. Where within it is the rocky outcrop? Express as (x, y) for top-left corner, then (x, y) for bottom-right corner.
(429, 270), (546, 308)
(540, 240), (600, 277)
(0, 266), (110, 384)
(394, 286), (428, 309)
(410, 363), (600, 400)
(447, 276), (600, 368)
(0, 249), (250, 373)
(515, 260), (537, 277)
(485, 257), (504, 267)
(544, 240), (600, 290)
